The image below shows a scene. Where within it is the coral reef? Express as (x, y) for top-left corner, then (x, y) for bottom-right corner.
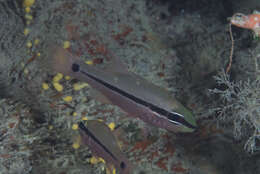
(210, 71), (260, 153)
(1, 0), (260, 174)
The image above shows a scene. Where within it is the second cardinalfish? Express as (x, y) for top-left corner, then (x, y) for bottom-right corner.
(78, 121), (132, 174)
(51, 47), (197, 132)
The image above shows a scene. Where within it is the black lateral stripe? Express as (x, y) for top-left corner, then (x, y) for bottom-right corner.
(78, 122), (118, 161)
(79, 67), (196, 129)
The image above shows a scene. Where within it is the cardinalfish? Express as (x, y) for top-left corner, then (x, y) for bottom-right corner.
(78, 121), (132, 174)
(50, 46), (197, 132)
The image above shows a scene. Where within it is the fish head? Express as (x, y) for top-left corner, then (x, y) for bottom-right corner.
(176, 105), (197, 132)
(167, 100), (197, 133)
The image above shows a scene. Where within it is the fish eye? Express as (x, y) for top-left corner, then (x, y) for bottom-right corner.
(72, 63), (80, 72)
(120, 161), (126, 169)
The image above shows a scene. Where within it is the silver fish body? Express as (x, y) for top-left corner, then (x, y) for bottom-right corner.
(78, 121), (132, 174)
(53, 47), (197, 132)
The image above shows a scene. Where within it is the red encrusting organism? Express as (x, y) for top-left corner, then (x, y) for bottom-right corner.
(227, 11), (260, 73)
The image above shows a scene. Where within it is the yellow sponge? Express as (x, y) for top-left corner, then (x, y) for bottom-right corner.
(108, 122), (115, 131)
(23, 0), (35, 8)
(42, 83), (49, 90)
(53, 73), (63, 82)
(63, 96), (73, 102)
(72, 124), (78, 130)
(53, 82), (63, 92)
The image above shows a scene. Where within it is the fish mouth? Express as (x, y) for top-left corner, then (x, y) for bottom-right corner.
(172, 106), (197, 132)
(183, 118), (197, 132)
(180, 125), (197, 133)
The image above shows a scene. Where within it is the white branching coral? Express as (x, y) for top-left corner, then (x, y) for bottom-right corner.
(210, 71), (260, 153)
